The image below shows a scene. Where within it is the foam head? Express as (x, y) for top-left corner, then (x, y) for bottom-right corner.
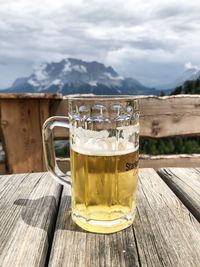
(70, 124), (139, 156)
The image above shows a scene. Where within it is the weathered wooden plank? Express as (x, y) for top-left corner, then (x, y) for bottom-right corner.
(138, 95), (200, 137)
(50, 99), (69, 139)
(134, 169), (200, 267)
(56, 158), (71, 174)
(0, 93), (63, 99)
(1, 94), (200, 174)
(49, 169), (200, 267)
(0, 102), (8, 174)
(140, 154), (200, 168)
(52, 95), (200, 138)
(0, 172), (61, 267)
(0, 99), (50, 173)
(0, 94), (200, 174)
(0, 162), (6, 174)
(48, 185), (140, 267)
(56, 154), (200, 172)
(157, 168), (200, 222)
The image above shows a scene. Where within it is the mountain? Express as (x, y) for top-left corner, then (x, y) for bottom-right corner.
(174, 67), (200, 86)
(5, 58), (157, 95)
(170, 78), (200, 95)
(156, 66), (200, 90)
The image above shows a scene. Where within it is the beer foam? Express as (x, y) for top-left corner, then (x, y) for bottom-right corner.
(70, 124), (139, 156)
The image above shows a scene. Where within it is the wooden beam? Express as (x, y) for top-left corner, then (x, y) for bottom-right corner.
(134, 169), (200, 267)
(50, 99), (69, 139)
(0, 99), (51, 173)
(0, 172), (61, 266)
(0, 94), (200, 173)
(56, 154), (200, 171)
(56, 158), (70, 173)
(0, 162), (6, 174)
(52, 95), (200, 139)
(0, 93), (63, 99)
(138, 95), (200, 138)
(140, 154), (200, 168)
(157, 168), (200, 222)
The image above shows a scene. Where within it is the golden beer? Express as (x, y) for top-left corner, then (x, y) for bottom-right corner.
(70, 148), (139, 233)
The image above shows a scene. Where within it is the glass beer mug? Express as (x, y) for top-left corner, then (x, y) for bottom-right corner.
(42, 96), (139, 233)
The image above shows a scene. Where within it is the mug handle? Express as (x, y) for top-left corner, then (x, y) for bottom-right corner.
(42, 116), (71, 186)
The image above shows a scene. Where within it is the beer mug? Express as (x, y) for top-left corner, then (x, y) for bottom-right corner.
(42, 96), (139, 233)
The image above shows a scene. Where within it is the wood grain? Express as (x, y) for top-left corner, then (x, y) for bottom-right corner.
(48, 185), (140, 267)
(138, 95), (200, 138)
(1, 95), (200, 174)
(0, 93), (63, 99)
(50, 99), (69, 139)
(53, 95), (200, 138)
(0, 162), (6, 174)
(56, 154), (200, 173)
(0, 172), (61, 267)
(140, 154), (200, 168)
(157, 168), (200, 222)
(134, 169), (200, 267)
(49, 168), (200, 267)
(0, 99), (50, 173)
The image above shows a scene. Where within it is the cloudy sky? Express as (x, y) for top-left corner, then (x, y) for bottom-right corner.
(0, 0), (200, 88)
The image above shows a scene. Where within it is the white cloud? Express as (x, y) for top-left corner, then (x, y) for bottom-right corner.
(185, 62), (200, 70)
(0, 0), (200, 87)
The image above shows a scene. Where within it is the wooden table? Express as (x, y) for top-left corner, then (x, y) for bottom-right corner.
(0, 169), (200, 267)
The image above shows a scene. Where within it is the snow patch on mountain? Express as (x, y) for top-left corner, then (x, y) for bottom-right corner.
(63, 59), (87, 73)
(34, 63), (48, 81)
(28, 62), (49, 87)
(28, 79), (40, 87)
(89, 80), (97, 86)
(51, 79), (62, 86)
(104, 72), (123, 80)
(72, 65), (87, 73)
(63, 61), (71, 72)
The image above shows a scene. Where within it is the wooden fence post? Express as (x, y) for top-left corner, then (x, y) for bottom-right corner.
(0, 93), (62, 174)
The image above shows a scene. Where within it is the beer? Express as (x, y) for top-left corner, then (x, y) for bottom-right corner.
(70, 147), (139, 233)
(43, 96), (139, 234)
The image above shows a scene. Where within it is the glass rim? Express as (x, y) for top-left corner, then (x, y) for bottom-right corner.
(66, 95), (139, 102)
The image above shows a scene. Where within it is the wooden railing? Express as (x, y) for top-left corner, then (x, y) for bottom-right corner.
(0, 93), (200, 174)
